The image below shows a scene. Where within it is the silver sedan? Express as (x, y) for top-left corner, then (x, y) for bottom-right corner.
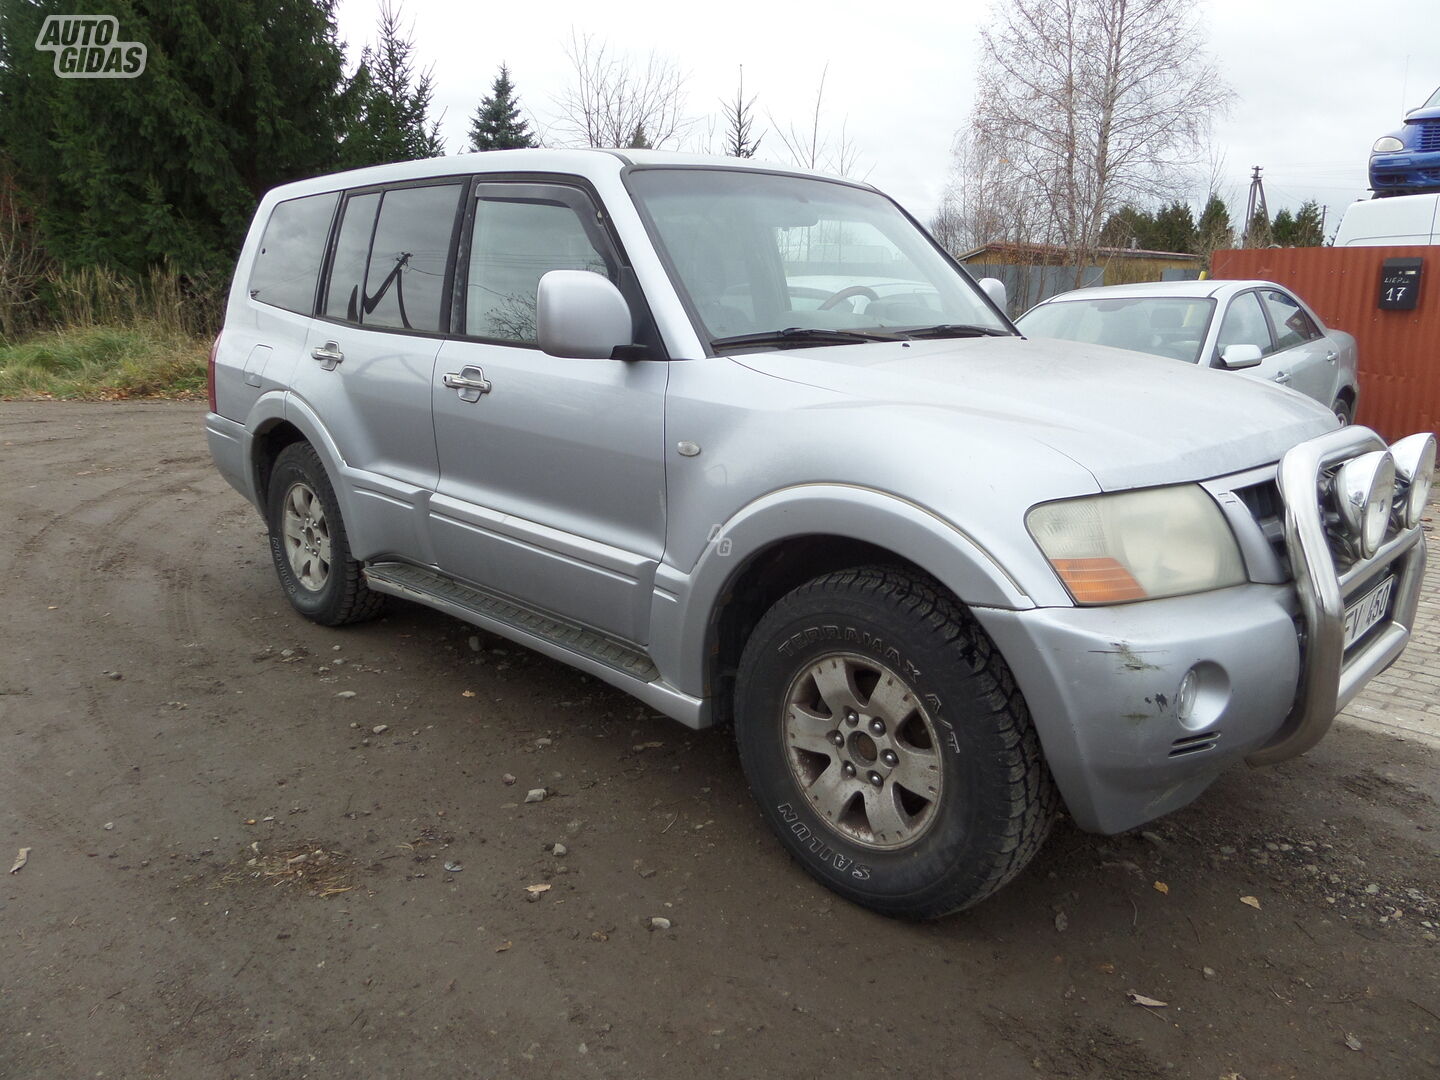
(1016, 279), (1360, 423)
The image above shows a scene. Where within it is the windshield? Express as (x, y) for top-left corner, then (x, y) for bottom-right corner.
(1425, 85), (1440, 109)
(625, 168), (1011, 350)
(1016, 295), (1216, 364)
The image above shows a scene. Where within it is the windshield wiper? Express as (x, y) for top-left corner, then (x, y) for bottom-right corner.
(711, 326), (905, 350)
(898, 323), (1013, 340)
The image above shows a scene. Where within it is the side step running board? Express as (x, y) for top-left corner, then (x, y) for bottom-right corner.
(363, 562), (660, 683)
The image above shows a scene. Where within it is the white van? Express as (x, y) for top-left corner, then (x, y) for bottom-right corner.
(1333, 192), (1440, 247)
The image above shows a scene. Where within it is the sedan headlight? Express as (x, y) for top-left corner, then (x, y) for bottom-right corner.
(1372, 136), (1405, 153)
(1027, 486), (1246, 605)
(1334, 450), (1396, 558)
(1390, 432), (1436, 528)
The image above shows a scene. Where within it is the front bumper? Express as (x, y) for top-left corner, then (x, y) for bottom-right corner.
(976, 584), (1303, 833)
(1370, 150), (1440, 192)
(977, 426), (1428, 834)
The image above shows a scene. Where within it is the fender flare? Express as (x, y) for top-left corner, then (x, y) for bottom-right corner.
(650, 483), (1041, 697)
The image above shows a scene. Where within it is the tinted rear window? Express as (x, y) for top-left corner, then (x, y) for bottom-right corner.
(364, 184), (464, 332)
(248, 192), (338, 314)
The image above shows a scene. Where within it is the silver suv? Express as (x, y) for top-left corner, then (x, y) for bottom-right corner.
(206, 150), (1435, 918)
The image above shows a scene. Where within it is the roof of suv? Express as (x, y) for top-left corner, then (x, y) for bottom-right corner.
(263, 148), (861, 204)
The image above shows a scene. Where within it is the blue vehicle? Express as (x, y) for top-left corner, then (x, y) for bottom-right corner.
(1370, 85), (1440, 196)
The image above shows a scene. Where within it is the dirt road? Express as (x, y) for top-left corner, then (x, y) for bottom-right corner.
(2, 402), (1437, 1079)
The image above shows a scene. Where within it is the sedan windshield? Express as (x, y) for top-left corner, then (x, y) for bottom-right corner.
(625, 168), (1012, 351)
(1016, 296), (1216, 364)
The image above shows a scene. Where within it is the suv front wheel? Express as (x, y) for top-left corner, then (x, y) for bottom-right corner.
(265, 442), (384, 626)
(735, 566), (1057, 918)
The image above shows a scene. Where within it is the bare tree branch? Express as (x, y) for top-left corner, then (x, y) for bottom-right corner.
(553, 31), (690, 149)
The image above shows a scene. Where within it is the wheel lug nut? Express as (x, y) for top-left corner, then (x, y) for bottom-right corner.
(844, 710), (858, 726)
(868, 719), (885, 736)
(867, 771), (883, 787)
(842, 762), (856, 778)
(829, 730), (844, 747)
(881, 750), (898, 767)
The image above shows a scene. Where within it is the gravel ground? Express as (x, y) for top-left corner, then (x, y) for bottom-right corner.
(1, 402), (1437, 1080)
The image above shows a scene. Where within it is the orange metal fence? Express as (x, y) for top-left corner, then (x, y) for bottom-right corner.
(1211, 246), (1439, 441)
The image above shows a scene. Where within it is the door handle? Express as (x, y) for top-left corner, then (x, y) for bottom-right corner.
(443, 366), (493, 403)
(1273, 371), (1291, 385)
(1325, 350), (1338, 363)
(311, 341), (344, 370)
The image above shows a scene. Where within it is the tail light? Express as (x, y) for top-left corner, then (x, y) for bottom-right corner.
(207, 332), (222, 413)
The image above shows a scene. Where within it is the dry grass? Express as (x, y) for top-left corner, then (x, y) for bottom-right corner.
(220, 841), (358, 899)
(0, 323), (208, 400)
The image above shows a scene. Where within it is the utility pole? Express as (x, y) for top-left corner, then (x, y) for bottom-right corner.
(1242, 165), (1270, 248)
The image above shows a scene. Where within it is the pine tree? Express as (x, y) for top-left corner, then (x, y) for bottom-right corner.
(1245, 207), (1272, 248)
(721, 66), (762, 158)
(343, 2), (445, 168)
(1197, 194), (1233, 254)
(627, 124), (651, 149)
(1099, 205), (1157, 249)
(1294, 200), (1325, 247)
(1270, 209), (1297, 246)
(0, 0), (357, 279)
(1152, 201), (1198, 253)
(468, 64), (536, 152)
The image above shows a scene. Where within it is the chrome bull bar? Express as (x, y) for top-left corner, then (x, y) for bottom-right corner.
(1247, 426), (1428, 766)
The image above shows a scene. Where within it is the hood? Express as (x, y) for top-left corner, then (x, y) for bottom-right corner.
(733, 336), (1335, 491)
(1405, 108), (1440, 124)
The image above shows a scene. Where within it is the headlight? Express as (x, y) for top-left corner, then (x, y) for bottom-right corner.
(1372, 136), (1405, 153)
(1390, 432), (1436, 528)
(1026, 486), (1246, 605)
(1334, 450), (1396, 558)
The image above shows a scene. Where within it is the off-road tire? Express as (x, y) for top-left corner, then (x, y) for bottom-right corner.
(735, 566), (1058, 918)
(265, 442), (384, 627)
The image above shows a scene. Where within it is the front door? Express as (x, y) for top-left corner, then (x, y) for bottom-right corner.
(429, 181), (667, 645)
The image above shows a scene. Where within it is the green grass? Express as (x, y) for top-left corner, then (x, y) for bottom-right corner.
(0, 324), (209, 400)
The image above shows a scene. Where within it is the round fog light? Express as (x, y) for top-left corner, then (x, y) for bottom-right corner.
(1390, 432), (1437, 528)
(1177, 669), (1199, 723)
(1335, 451), (1397, 559)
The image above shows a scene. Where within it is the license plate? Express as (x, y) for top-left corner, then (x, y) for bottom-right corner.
(1343, 576), (1394, 649)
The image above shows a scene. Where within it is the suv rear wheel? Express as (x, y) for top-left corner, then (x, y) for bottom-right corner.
(734, 566), (1057, 918)
(265, 442), (384, 626)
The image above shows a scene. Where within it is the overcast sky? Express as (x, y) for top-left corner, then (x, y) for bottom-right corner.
(335, 0), (1440, 234)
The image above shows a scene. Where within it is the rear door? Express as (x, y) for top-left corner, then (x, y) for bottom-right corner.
(1256, 288), (1337, 408)
(290, 180), (467, 560)
(428, 180), (668, 644)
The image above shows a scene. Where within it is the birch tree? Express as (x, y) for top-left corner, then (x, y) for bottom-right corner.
(968, 0), (1231, 282)
(555, 33), (689, 149)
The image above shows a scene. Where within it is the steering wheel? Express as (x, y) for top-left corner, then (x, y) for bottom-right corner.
(817, 285), (880, 311)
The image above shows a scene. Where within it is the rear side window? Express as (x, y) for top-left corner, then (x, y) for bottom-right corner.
(248, 192), (338, 314)
(325, 192), (381, 323)
(363, 184), (464, 331)
(1260, 290), (1321, 351)
(464, 190), (612, 345)
(322, 183), (464, 333)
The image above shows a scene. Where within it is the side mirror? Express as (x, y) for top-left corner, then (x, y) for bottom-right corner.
(1219, 343), (1263, 370)
(536, 270), (634, 359)
(978, 277), (1007, 310)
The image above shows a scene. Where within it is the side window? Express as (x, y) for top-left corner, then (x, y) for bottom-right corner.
(248, 192), (338, 315)
(324, 192), (380, 323)
(363, 184), (464, 331)
(322, 184), (463, 332)
(464, 191), (612, 345)
(1260, 290), (1321, 352)
(1215, 292), (1273, 357)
